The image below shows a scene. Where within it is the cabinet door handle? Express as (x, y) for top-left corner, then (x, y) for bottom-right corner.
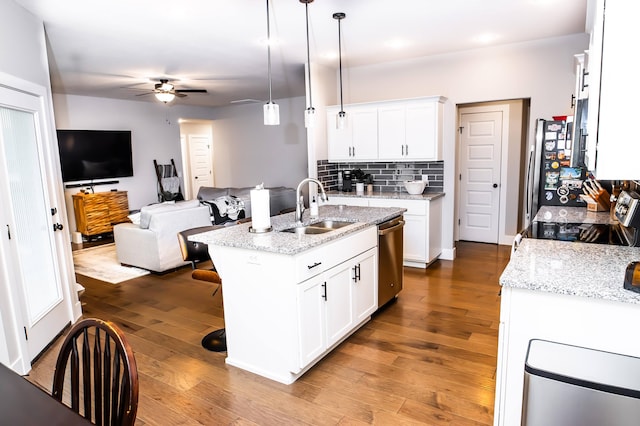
(307, 261), (322, 270)
(353, 264), (361, 282)
(352, 146), (355, 157)
(401, 145), (405, 156)
(405, 144), (409, 156)
(321, 282), (327, 300)
(582, 68), (589, 90)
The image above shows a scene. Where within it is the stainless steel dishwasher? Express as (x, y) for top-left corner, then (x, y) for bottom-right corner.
(377, 215), (404, 307)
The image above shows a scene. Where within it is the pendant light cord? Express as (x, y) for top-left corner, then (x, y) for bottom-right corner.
(305, 2), (313, 109)
(336, 14), (344, 112)
(266, 0), (273, 103)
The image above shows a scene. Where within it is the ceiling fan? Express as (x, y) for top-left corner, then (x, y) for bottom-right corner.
(137, 79), (207, 103)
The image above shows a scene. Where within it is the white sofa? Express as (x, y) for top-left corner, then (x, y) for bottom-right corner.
(113, 200), (212, 273)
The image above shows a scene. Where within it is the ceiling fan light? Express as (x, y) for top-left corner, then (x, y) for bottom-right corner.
(155, 92), (175, 103)
(304, 107), (316, 128)
(264, 102), (280, 125)
(160, 82), (173, 91)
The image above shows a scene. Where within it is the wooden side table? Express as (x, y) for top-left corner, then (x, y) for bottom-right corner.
(73, 191), (129, 236)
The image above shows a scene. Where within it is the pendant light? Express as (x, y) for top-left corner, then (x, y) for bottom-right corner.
(300, 0), (315, 128)
(333, 12), (347, 129)
(264, 0), (280, 125)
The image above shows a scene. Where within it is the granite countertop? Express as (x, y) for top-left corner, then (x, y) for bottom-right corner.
(190, 205), (405, 256)
(534, 205), (615, 225)
(500, 238), (640, 304)
(327, 190), (445, 201)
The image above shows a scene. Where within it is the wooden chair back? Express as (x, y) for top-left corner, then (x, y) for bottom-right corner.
(52, 318), (139, 426)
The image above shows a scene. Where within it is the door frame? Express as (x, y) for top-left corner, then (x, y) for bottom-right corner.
(456, 102), (515, 245)
(179, 119), (214, 200)
(0, 71), (81, 374)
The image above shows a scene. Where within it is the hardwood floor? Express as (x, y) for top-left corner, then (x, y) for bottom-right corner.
(27, 241), (511, 425)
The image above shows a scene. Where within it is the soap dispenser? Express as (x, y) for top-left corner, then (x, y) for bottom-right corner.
(310, 196), (319, 218)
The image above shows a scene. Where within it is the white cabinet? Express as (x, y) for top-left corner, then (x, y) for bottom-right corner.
(585, 0), (640, 179)
(326, 105), (378, 162)
(210, 226), (378, 384)
(326, 195), (443, 268)
(327, 96), (446, 163)
(378, 99), (442, 161)
(298, 247), (377, 367)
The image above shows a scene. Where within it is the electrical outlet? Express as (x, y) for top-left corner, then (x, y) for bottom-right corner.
(421, 175), (429, 183)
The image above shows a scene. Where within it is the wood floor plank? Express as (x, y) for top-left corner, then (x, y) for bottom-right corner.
(26, 241), (510, 425)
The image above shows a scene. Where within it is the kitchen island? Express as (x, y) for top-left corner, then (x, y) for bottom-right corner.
(494, 238), (640, 425)
(191, 205), (405, 384)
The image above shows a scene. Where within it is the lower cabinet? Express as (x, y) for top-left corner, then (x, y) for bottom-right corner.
(297, 248), (377, 368)
(327, 195), (442, 268)
(209, 226), (378, 384)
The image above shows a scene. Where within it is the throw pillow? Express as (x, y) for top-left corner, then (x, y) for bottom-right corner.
(203, 195), (246, 225)
(128, 212), (141, 225)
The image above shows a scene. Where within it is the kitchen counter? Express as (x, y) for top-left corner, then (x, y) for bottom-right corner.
(500, 238), (640, 304)
(495, 238), (640, 425)
(327, 190), (444, 201)
(190, 205), (405, 255)
(533, 205), (615, 225)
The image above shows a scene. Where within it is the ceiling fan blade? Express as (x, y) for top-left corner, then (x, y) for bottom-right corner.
(175, 89), (207, 94)
(175, 93), (187, 98)
(135, 92), (153, 97)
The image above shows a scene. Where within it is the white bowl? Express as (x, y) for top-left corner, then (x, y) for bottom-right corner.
(404, 180), (426, 195)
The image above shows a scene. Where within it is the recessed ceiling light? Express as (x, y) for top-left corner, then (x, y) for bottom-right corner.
(473, 33), (498, 44)
(384, 39), (410, 50)
(322, 51), (339, 61)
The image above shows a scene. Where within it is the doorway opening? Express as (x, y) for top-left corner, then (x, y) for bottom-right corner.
(179, 119), (215, 200)
(456, 99), (530, 245)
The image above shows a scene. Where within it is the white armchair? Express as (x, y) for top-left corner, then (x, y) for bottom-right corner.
(113, 200), (211, 273)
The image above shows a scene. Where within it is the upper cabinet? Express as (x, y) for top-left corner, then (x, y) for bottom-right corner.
(585, 0), (640, 179)
(327, 96), (446, 163)
(327, 104), (378, 161)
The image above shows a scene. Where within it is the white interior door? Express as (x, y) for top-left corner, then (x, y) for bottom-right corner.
(459, 111), (503, 243)
(188, 134), (214, 196)
(0, 86), (70, 362)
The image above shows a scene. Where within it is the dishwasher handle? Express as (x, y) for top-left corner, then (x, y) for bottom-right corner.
(378, 220), (405, 236)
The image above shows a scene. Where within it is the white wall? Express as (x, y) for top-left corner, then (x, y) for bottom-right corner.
(208, 96), (308, 188)
(333, 33), (589, 252)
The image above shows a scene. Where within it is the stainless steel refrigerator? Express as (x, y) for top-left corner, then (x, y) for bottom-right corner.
(524, 118), (587, 225)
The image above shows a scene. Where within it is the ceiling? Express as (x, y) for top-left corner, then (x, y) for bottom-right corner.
(15, 0), (588, 108)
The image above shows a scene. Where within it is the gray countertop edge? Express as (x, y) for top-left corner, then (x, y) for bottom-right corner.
(326, 190), (444, 201)
(190, 205), (406, 256)
(500, 238), (640, 305)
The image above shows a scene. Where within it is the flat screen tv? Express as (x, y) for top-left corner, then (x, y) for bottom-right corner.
(56, 130), (134, 182)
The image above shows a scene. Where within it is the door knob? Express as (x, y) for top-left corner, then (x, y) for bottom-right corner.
(53, 223), (64, 231)
(493, 183), (498, 188)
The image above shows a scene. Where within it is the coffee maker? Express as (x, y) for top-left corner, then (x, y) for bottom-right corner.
(341, 170), (353, 192)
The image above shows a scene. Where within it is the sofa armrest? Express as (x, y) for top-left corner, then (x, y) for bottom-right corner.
(113, 223), (163, 271)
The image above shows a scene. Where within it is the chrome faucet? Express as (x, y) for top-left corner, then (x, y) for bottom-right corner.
(295, 178), (328, 223)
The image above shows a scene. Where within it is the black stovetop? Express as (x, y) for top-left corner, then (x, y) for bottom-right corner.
(529, 221), (637, 246)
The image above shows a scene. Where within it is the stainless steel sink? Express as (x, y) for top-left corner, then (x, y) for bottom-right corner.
(281, 220), (353, 235)
(281, 226), (333, 235)
(311, 220), (352, 230)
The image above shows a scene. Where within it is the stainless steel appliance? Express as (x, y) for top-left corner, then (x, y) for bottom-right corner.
(525, 118), (587, 226)
(522, 339), (640, 426)
(341, 170), (353, 192)
(378, 216), (404, 307)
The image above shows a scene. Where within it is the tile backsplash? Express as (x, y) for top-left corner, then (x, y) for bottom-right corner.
(317, 160), (444, 193)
